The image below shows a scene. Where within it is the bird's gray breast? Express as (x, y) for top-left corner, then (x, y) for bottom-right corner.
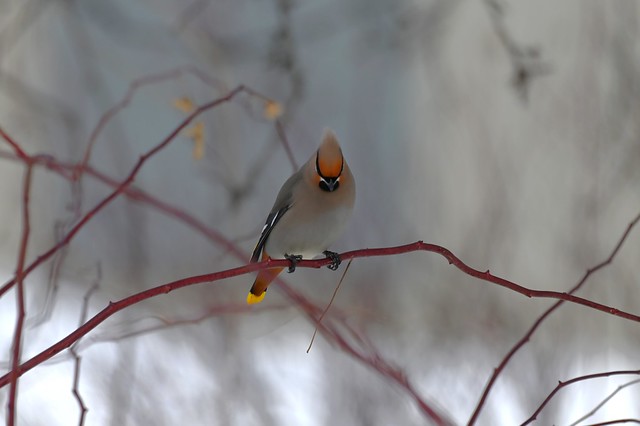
(264, 203), (352, 259)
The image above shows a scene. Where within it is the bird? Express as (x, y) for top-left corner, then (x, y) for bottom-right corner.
(246, 129), (356, 304)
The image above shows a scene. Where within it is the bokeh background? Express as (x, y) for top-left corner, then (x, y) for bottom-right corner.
(1, 1), (640, 424)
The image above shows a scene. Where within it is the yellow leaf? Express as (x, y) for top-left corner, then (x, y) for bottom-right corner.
(184, 122), (205, 160)
(193, 139), (205, 160)
(173, 97), (195, 114)
(264, 100), (283, 120)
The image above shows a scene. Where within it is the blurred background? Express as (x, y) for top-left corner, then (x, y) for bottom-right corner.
(1, 0), (640, 424)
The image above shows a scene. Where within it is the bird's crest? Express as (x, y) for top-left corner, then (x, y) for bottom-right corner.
(316, 129), (344, 178)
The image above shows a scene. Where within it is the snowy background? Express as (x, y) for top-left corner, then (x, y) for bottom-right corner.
(1, 1), (639, 424)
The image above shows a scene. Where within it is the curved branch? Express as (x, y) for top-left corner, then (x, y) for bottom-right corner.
(2, 240), (640, 390)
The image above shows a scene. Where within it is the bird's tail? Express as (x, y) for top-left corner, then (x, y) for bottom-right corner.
(247, 267), (284, 304)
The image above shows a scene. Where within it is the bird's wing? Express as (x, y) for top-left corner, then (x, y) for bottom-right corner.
(250, 204), (291, 263)
(250, 170), (301, 263)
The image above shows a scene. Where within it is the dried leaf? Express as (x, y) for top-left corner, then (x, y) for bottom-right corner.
(264, 100), (283, 120)
(173, 97), (195, 114)
(184, 122), (205, 160)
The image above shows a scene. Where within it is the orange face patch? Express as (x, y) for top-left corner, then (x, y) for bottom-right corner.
(316, 154), (343, 178)
(316, 131), (344, 177)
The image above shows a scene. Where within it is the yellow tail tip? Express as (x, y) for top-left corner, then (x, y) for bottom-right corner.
(246, 291), (266, 305)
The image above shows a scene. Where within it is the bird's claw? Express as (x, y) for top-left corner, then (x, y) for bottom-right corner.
(323, 250), (341, 271)
(284, 254), (303, 273)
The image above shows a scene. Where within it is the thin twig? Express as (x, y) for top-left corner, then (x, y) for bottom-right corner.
(483, 0), (551, 102)
(78, 303), (286, 350)
(307, 259), (353, 353)
(570, 378), (640, 426)
(35, 304), (288, 368)
(7, 163), (33, 426)
(521, 370), (640, 425)
(70, 266), (100, 426)
(583, 419), (640, 426)
(27, 221), (69, 328)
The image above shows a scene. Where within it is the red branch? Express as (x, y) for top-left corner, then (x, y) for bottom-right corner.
(521, 370), (640, 425)
(0, 127), (29, 161)
(467, 211), (640, 425)
(2, 241), (640, 389)
(7, 164), (33, 426)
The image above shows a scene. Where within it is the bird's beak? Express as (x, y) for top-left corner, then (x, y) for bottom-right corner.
(325, 177), (338, 192)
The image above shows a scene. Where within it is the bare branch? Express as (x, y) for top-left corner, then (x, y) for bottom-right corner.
(483, 0), (551, 102)
(69, 266), (100, 426)
(26, 215), (75, 329)
(570, 379), (640, 426)
(7, 164), (33, 426)
(521, 370), (640, 425)
(583, 420), (640, 426)
(468, 211), (640, 425)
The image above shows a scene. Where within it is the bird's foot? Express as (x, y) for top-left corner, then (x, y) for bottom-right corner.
(284, 254), (303, 273)
(323, 250), (342, 271)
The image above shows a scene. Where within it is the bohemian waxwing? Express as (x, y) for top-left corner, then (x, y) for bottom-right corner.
(246, 129), (356, 304)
